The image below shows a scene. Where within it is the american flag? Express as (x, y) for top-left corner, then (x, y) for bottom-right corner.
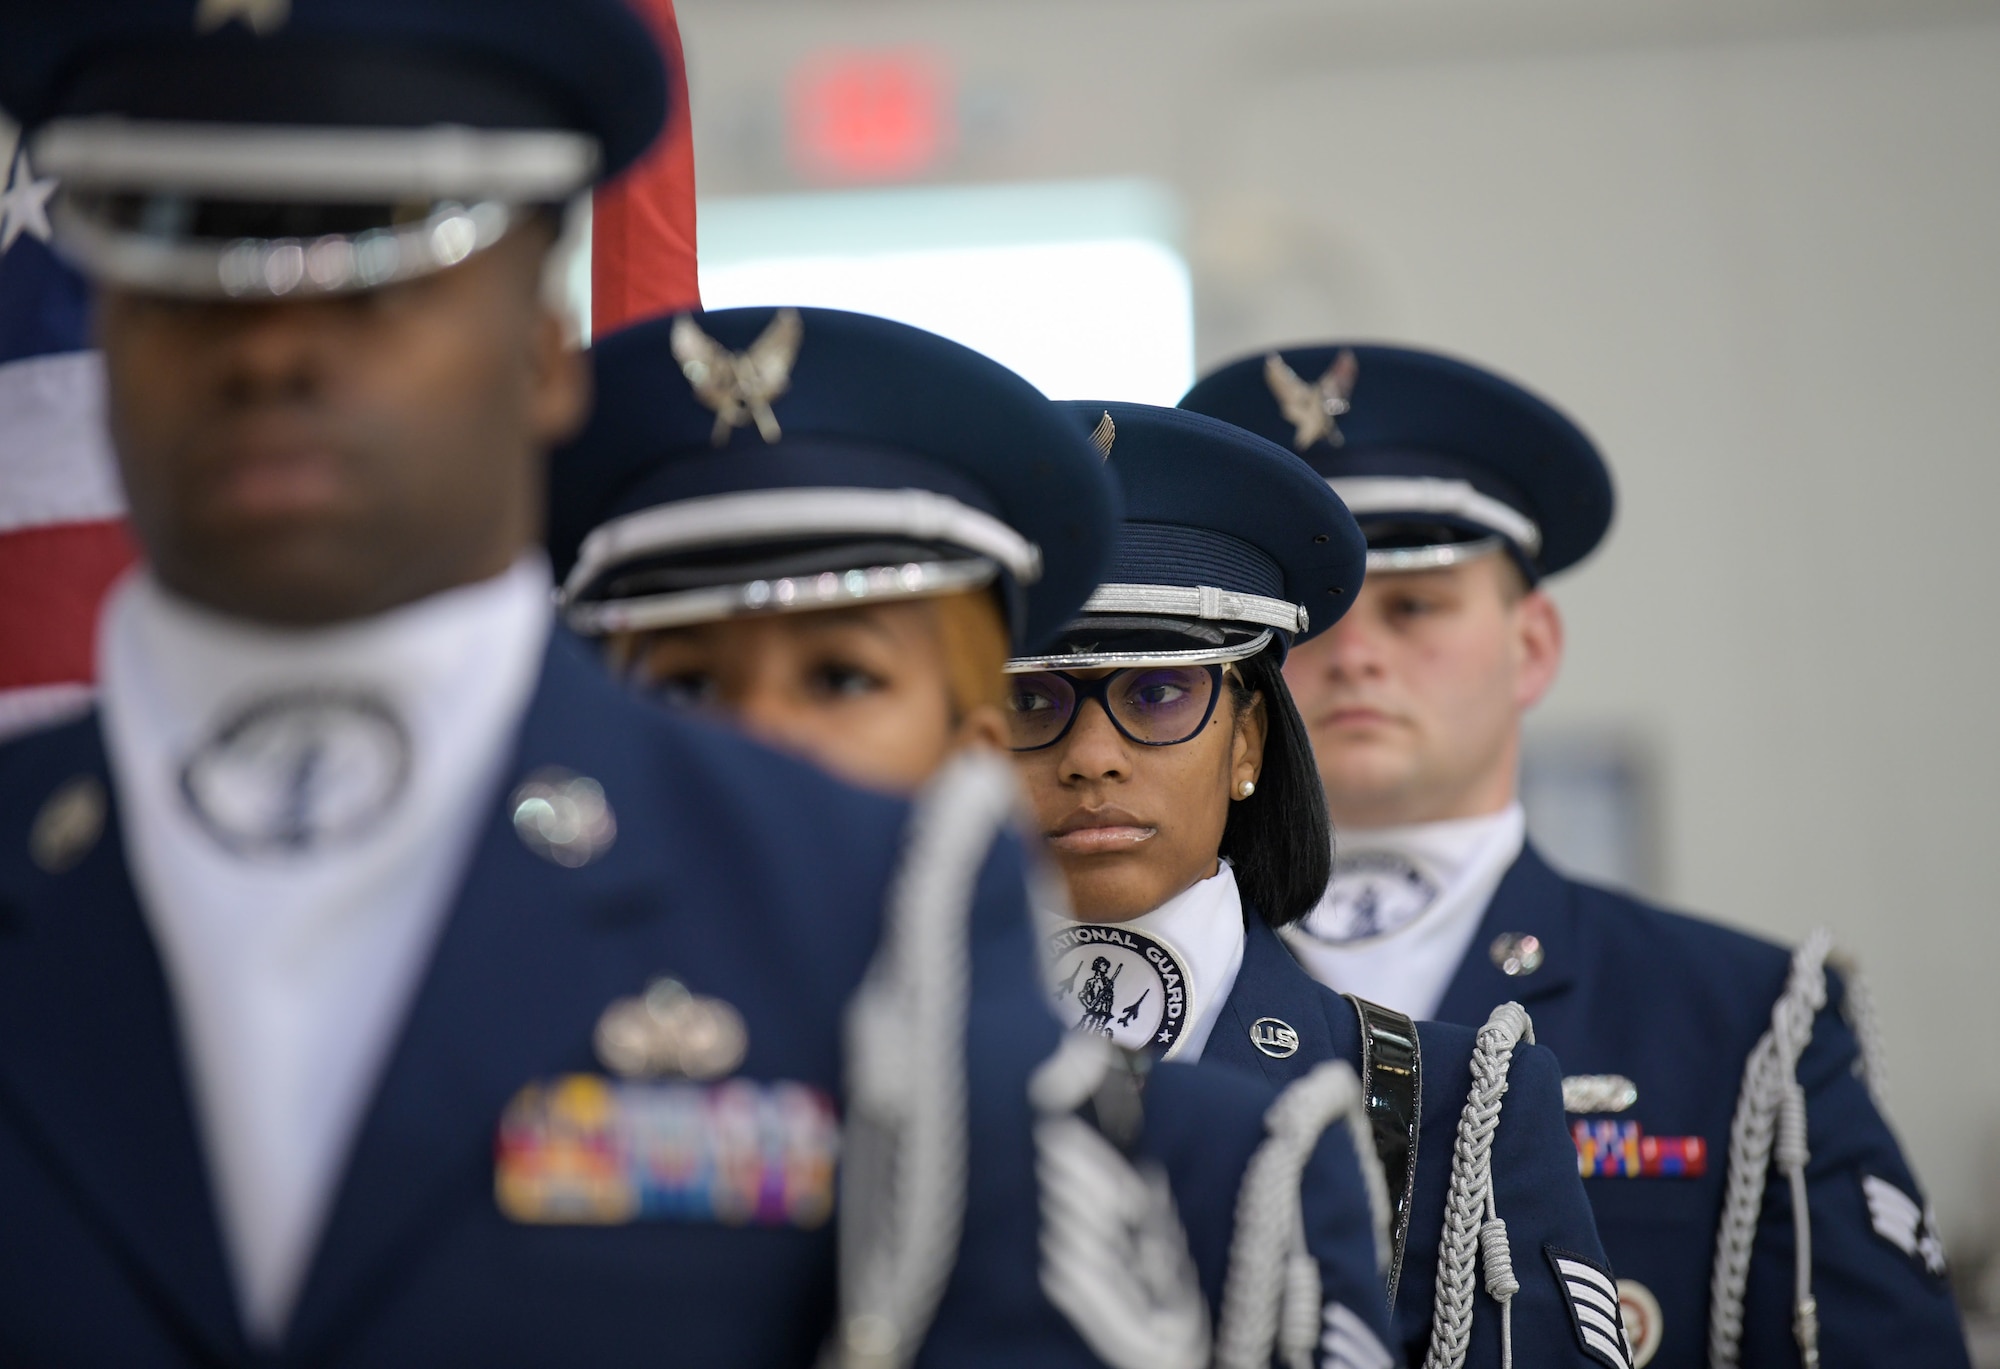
(593, 0), (700, 333)
(0, 0), (691, 744)
(0, 119), (137, 741)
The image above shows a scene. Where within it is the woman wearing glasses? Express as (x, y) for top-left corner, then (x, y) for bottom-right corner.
(547, 309), (1399, 1369)
(1008, 402), (1620, 1369)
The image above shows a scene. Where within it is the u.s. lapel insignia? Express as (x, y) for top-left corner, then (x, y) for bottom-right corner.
(1571, 1120), (1706, 1178)
(1489, 932), (1544, 977)
(495, 1073), (837, 1228)
(1616, 1278), (1664, 1368)
(670, 308), (803, 446)
(1045, 923), (1192, 1058)
(1861, 1173), (1948, 1277)
(195, 0), (289, 34)
(30, 775), (105, 874)
(1249, 1017), (1299, 1059)
(594, 977), (748, 1081)
(511, 767), (617, 868)
(1264, 348), (1359, 450)
(1545, 1246), (1635, 1369)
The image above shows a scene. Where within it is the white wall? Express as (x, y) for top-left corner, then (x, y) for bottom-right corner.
(679, 0), (2000, 1259)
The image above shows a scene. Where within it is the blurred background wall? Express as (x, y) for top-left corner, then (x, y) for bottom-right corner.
(674, 0), (2000, 1319)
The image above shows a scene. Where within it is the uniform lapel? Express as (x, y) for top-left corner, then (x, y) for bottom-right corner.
(283, 636), (677, 1358)
(1433, 842), (1579, 1026)
(1206, 915), (1351, 1086)
(0, 720), (248, 1364)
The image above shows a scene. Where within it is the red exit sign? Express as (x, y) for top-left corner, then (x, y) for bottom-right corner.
(787, 48), (955, 184)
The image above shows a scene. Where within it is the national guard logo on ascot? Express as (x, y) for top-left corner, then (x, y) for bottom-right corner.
(1300, 851), (1440, 943)
(179, 689), (410, 855)
(1045, 924), (1191, 1056)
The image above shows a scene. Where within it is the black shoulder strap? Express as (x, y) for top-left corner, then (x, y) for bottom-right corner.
(1344, 994), (1422, 1308)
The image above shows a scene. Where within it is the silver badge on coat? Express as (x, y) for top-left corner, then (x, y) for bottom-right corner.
(179, 689), (409, 855)
(1045, 924), (1191, 1057)
(512, 768), (617, 868)
(1249, 1017), (1300, 1059)
(30, 775), (106, 874)
(1300, 851), (1440, 944)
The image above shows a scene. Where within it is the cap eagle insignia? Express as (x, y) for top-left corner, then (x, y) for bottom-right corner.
(1264, 348), (1359, 450)
(670, 307), (804, 447)
(1089, 411), (1116, 458)
(194, 0), (290, 35)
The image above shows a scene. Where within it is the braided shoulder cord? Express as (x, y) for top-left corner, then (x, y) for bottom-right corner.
(1829, 951), (1889, 1112)
(1421, 1002), (1535, 1369)
(1706, 927), (1832, 1369)
(824, 752), (1019, 1369)
(1215, 1061), (1374, 1369)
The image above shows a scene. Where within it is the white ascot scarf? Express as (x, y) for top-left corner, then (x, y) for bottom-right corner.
(1283, 803), (1526, 1021)
(1037, 860), (1246, 1062)
(97, 557), (552, 1345)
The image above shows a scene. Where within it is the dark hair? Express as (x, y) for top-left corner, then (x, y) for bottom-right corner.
(1219, 646), (1332, 928)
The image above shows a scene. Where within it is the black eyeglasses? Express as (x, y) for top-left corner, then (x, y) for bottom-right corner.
(1005, 665), (1226, 752)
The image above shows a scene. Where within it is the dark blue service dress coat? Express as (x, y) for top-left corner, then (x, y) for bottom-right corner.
(1205, 912), (1618, 1369)
(1431, 843), (1968, 1369)
(0, 632), (1386, 1368)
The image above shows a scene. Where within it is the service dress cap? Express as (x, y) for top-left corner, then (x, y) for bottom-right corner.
(1009, 401), (1363, 671)
(1179, 344), (1613, 580)
(0, 0), (667, 298)
(548, 307), (1121, 656)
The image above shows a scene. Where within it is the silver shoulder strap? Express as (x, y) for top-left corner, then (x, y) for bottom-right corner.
(1215, 1060), (1381, 1369)
(1422, 1001), (1536, 1369)
(823, 751), (1020, 1369)
(1708, 928), (1834, 1369)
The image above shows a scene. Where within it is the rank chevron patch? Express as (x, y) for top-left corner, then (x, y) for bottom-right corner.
(1544, 1246), (1634, 1369)
(1861, 1174), (1948, 1278)
(1320, 1301), (1394, 1369)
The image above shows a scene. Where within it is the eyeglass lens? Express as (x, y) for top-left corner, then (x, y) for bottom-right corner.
(1005, 667), (1220, 751)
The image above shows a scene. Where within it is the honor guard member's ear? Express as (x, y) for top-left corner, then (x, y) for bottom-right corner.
(1, 0), (667, 300)
(1179, 343), (1614, 584)
(545, 307), (1121, 658)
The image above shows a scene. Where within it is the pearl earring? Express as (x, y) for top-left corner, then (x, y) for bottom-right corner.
(1237, 780), (1256, 799)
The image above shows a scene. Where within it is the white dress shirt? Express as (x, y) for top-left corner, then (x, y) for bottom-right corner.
(1283, 804), (1527, 1020)
(96, 556), (552, 1344)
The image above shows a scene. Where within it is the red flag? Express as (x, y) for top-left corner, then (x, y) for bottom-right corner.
(591, 0), (700, 334)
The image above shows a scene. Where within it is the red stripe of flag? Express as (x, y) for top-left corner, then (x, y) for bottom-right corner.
(591, 0), (701, 335)
(0, 519), (138, 689)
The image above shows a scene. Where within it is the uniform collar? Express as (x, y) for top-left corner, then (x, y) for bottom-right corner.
(1205, 914), (1359, 1087)
(0, 715), (248, 1364)
(1433, 841), (1580, 1023)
